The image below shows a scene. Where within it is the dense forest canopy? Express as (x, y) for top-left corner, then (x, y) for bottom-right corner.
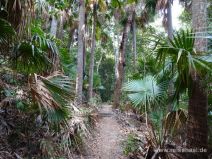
(0, 0), (211, 158)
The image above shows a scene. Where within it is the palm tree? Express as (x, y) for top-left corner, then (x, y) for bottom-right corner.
(186, 0), (208, 158)
(144, 0), (174, 111)
(0, 18), (15, 56)
(0, 16), (73, 124)
(132, 11), (137, 69)
(88, 2), (97, 101)
(50, 14), (58, 36)
(157, 29), (211, 158)
(113, 6), (135, 108)
(76, 0), (85, 105)
(123, 75), (166, 126)
(145, 0), (173, 39)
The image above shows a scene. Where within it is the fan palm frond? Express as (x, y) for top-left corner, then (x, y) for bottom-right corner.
(123, 75), (167, 110)
(29, 72), (75, 123)
(157, 29), (212, 91)
(0, 18), (15, 55)
(0, 18), (15, 43)
(6, 0), (34, 39)
(163, 108), (187, 136)
(13, 34), (59, 74)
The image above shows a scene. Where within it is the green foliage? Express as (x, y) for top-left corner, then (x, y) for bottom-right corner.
(59, 47), (76, 77)
(16, 100), (28, 111)
(179, 9), (192, 27)
(46, 0), (70, 10)
(0, 18), (16, 55)
(13, 34), (59, 74)
(123, 133), (141, 156)
(144, 0), (157, 19)
(111, 0), (122, 8)
(157, 29), (212, 99)
(93, 72), (103, 89)
(123, 75), (167, 111)
(29, 73), (74, 125)
(0, 18), (15, 44)
(88, 94), (102, 107)
(84, 72), (103, 92)
(99, 57), (115, 102)
(149, 109), (164, 131)
(140, 109), (188, 158)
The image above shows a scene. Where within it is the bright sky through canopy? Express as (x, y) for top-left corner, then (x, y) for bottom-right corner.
(172, 1), (184, 29)
(151, 1), (183, 31)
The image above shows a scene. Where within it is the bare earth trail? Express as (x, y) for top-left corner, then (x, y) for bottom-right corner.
(84, 104), (128, 159)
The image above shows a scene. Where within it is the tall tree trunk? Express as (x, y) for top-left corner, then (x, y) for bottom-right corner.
(97, 52), (103, 73)
(83, 13), (87, 81)
(67, 21), (78, 50)
(88, 4), (97, 101)
(76, 0), (85, 105)
(132, 11), (137, 69)
(50, 16), (58, 36)
(114, 32), (120, 81)
(167, 0), (173, 39)
(57, 11), (65, 39)
(167, 0), (174, 111)
(113, 9), (134, 108)
(187, 0), (208, 158)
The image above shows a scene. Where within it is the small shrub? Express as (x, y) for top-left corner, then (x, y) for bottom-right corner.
(123, 133), (141, 157)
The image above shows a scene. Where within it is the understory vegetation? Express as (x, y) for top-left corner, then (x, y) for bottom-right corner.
(0, 0), (212, 159)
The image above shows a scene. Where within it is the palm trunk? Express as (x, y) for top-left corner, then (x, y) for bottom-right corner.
(97, 52), (103, 73)
(83, 13), (87, 81)
(76, 0), (85, 105)
(88, 4), (97, 101)
(167, 0), (173, 39)
(187, 0), (208, 158)
(50, 16), (58, 37)
(57, 11), (65, 39)
(132, 11), (137, 70)
(67, 21), (78, 50)
(113, 9), (134, 108)
(114, 33), (120, 80)
(167, 0), (174, 111)
(187, 75), (208, 155)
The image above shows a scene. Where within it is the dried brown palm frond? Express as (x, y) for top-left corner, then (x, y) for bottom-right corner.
(142, 109), (188, 159)
(6, 0), (34, 39)
(156, 0), (169, 10)
(163, 109), (187, 137)
(29, 72), (75, 123)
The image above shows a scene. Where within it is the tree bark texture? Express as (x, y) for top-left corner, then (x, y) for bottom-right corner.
(75, 0), (85, 105)
(88, 4), (97, 101)
(50, 16), (58, 37)
(187, 0), (208, 158)
(113, 9), (134, 108)
(132, 11), (137, 70)
(167, 0), (173, 39)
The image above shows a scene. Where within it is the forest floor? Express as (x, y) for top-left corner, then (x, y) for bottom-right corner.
(74, 104), (146, 159)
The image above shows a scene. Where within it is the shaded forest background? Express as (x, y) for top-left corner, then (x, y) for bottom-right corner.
(0, 0), (212, 159)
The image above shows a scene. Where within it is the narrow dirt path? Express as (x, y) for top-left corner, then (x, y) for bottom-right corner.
(85, 104), (127, 159)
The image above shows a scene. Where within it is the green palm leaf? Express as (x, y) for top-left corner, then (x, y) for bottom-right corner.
(157, 29), (212, 90)
(0, 18), (15, 43)
(13, 34), (59, 74)
(123, 75), (167, 110)
(0, 18), (15, 55)
(29, 72), (75, 124)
